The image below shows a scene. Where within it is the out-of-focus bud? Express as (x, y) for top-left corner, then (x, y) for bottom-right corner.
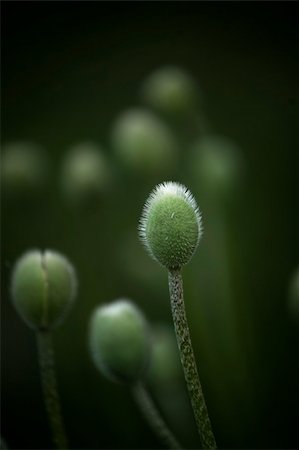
(111, 109), (177, 175)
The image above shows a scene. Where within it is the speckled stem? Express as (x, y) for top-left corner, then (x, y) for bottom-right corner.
(132, 382), (182, 449)
(168, 269), (217, 449)
(37, 331), (68, 449)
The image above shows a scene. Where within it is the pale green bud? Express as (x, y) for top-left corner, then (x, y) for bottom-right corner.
(11, 250), (77, 331)
(1, 142), (47, 198)
(61, 143), (109, 206)
(89, 299), (150, 384)
(190, 135), (242, 201)
(141, 66), (199, 117)
(111, 109), (177, 174)
(139, 182), (202, 270)
(147, 324), (182, 388)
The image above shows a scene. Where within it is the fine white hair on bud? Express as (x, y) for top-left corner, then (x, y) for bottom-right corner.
(139, 181), (203, 270)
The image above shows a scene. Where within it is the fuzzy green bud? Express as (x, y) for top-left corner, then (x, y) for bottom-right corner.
(11, 250), (77, 331)
(111, 109), (177, 174)
(89, 299), (150, 384)
(61, 143), (109, 206)
(141, 66), (199, 117)
(139, 182), (202, 270)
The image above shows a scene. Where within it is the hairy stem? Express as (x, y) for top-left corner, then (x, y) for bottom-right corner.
(168, 269), (217, 449)
(37, 331), (68, 449)
(132, 382), (181, 449)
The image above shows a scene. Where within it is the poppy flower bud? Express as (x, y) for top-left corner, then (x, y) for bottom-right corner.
(139, 182), (202, 270)
(141, 66), (199, 117)
(89, 299), (150, 384)
(111, 109), (177, 175)
(11, 250), (77, 331)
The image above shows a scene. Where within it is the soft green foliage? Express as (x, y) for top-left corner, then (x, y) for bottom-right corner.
(1, 142), (47, 198)
(139, 182), (202, 270)
(11, 250), (77, 331)
(141, 66), (199, 117)
(89, 299), (150, 384)
(147, 325), (182, 389)
(190, 135), (242, 201)
(61, 143), (109, 206)
(111, 109), (177, 174)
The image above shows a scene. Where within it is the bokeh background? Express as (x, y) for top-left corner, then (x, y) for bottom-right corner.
(1, 2), (298, 449)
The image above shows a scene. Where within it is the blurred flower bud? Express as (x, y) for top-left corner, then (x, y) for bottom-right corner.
(141, 66), (200, 118)
(147, 324), (182, 389)
(61, 143), (110, 207)
(89, 299), (150, 384)
(11, 250), (77, 331)
(111, 109), (177, 175)
(190, 135), (243, 202)
(1, 142), (47, 199)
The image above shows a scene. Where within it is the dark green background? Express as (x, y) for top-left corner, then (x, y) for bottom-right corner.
(1, 2), (298, 449)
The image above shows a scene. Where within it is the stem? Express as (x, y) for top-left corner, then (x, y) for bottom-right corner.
(132, 382), (181, 449)
(37, 331), (68, 449)
(168, 269), (217, 449)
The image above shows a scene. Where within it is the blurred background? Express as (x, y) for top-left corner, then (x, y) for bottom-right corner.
(1, 2), (298, 449)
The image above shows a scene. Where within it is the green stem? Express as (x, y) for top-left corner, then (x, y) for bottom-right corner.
(37, 331), (68, 449)
(132, 382), (182, 449)
(168, 269), (217, 449)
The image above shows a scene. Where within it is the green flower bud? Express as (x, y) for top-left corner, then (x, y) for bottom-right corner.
(61, 143), (109, 206)
(111, 109), (177, 174)
(89, 299), (150, 384)
(11, 250), (77, 331)
(141, 66), (199, 117)
(147, 325), (182, 389)
(1, 142), (47, 198)
(190, 135), (243, 201)
(139, 182), (202, 270)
